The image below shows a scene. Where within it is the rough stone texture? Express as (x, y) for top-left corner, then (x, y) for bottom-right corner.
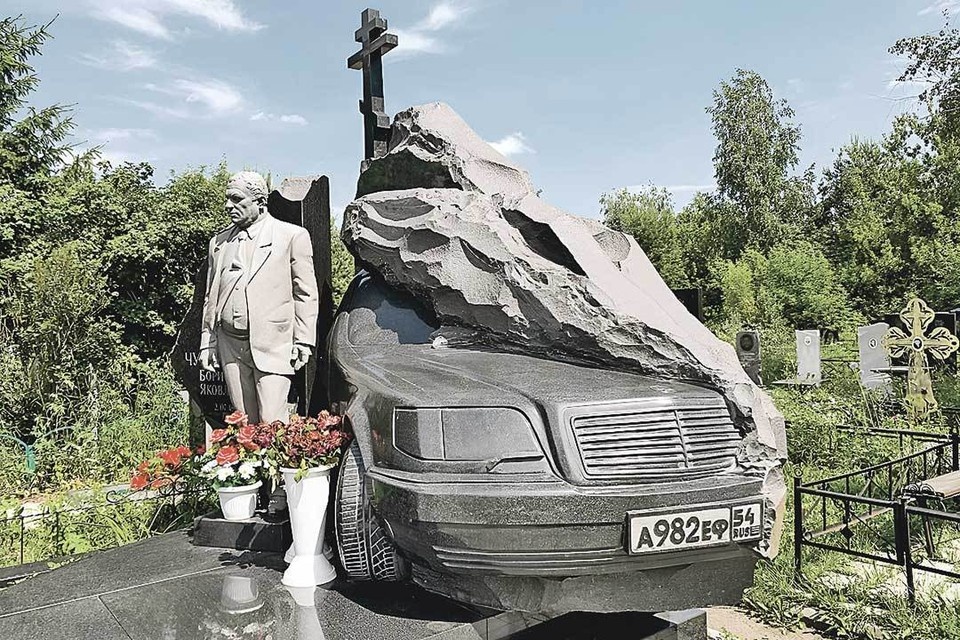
(342, 102), (787, 557)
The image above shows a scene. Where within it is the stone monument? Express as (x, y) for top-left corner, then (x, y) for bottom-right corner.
(883, 297), (960, 419)
(172, 175), (333, 431)
(795, 329), (821, 385)
(735, 329), (762, 385)
(197, 171), (320, 424)
(857, 322), (892, 393)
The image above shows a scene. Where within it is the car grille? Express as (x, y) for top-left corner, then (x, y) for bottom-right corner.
(569, 396), (740, 481)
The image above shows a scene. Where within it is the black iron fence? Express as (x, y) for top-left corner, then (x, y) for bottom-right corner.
(794, 427), (960, 602)
(0, 483), (210, 584)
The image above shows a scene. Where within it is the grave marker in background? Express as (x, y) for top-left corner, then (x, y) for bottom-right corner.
(796, 329), (822, 385)
(858, 322), (892, 393)
(735, 329), (762, 385)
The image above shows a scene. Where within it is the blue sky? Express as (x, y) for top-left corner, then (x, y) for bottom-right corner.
(1, 0), (952, 219)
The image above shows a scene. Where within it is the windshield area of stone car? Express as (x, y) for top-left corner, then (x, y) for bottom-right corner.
(344, 274), (440, 346)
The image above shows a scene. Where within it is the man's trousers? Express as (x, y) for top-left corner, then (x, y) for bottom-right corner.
(217, 330), (291, 424)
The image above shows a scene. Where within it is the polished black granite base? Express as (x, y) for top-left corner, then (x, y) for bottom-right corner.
(192, 510), (292, 552)
(0, 531), (706, 639)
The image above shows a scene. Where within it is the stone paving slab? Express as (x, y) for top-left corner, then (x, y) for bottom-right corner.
(0, 597), (130, 640)
(0, 531), (711, 639)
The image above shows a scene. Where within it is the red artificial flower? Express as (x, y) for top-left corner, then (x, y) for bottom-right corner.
(225, 411), (248, 426)
(136, 460), (150, 473)
(150, 477), (172, 490)
(176, 445), (191, 458)
(210, 428), (229, 443)
(130, 472), (148, 490)
(236, 426), (259, 451)
(159, 449), (181, 466)
(216, 445), (240, 465)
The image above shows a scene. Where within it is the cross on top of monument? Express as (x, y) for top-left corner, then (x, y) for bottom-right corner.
(348, 8), (398, 160)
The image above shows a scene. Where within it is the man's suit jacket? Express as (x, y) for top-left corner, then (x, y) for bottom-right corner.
(200, 214), (319, 375)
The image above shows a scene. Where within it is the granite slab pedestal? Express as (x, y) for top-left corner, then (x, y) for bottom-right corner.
(0, 531), (707, 639)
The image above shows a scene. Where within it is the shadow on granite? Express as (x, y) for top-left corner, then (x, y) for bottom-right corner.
(0, 531), (703, 639)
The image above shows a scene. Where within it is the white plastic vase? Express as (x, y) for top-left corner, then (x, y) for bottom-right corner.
(217, 481), (262, 521)
(281, 465), (337, 588)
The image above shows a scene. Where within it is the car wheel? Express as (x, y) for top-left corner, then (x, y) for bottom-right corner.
(335, 440), (406, 581)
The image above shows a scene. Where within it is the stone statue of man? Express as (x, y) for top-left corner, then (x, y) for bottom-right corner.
(199, 171), (319, 423)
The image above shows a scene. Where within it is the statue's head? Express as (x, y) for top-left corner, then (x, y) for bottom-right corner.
(225, 171), (269, 228)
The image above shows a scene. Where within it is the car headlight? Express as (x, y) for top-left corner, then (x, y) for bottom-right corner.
(393, 407), (543, 465)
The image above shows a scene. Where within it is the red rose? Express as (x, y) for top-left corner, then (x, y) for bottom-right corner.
(225, 411), (248, 426)
(130, 472), (148, 490)
(216, 446), (239, 465)
(237, 426), (259, 451)
(159, 449), (181, 466)
(210, 428), (228, 443)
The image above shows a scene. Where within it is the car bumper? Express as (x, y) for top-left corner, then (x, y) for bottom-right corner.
(368, 468), (767, 612)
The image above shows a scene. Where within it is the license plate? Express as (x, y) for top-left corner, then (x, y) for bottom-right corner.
(627, 503), (763, 554)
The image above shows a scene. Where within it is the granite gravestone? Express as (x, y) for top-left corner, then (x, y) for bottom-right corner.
(171, 175), (334, 434)
(735, 329), (762, 385)
(858, 322), (892, 393)
(796, 329), (821, 384)
(268, 176), (335, 416)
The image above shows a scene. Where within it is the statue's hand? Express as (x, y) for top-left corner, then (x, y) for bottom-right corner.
(291, 344), (312, 371)
(200, 348), (220, 371)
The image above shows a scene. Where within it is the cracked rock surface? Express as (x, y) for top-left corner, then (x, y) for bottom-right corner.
(342, 102), (787, 553)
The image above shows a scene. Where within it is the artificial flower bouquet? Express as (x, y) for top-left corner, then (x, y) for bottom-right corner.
(129, 445), (198, 492)
(196, 411), (275, 489)
(268, 410), (352, 481)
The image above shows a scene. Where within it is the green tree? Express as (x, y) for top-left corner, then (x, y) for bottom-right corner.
(0, 16), (72, 193)
(704, 69), (815, 256)
(331, 216), (355, 307)
(600, 187), (685, 286)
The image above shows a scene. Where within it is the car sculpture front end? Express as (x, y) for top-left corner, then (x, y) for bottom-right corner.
(327, 274), (778, 613)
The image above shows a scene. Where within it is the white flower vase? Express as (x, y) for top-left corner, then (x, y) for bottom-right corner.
(218, 481), (262, 521)
(281, 466), (337, 587)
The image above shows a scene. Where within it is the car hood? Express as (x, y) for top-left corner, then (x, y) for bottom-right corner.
(335, 342), (725, 412)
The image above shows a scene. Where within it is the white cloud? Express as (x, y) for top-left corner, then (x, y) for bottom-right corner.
(87, 128), (158, 142)
(280, 114), (308, 125)
(392, 1), (471, 59)
(250, 112), (309, 126)
(420, 3), (464, 31)
(919, 0), (960, 16)
(139, 78), (245, 117)
(489, 132), (534, 156)
(88, 0), (264, 40)
(80, 40), (158, 71)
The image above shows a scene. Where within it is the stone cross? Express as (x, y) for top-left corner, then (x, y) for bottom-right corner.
(347, 8), (398, 160)
(883, 297), (960, 419)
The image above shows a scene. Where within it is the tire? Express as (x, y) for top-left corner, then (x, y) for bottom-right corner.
(335, 440), (406, 580)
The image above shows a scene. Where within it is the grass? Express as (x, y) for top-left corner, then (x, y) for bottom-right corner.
(744, 328), (960, 639)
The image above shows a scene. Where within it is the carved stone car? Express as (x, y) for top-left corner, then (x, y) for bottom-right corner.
(328, 272), (770, 613)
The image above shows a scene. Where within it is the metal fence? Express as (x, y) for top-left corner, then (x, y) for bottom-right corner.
(0, 483), (209, 583)
(794, 427), (960, 602)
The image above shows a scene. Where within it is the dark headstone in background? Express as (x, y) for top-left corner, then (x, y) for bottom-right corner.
(171, 175), (334, 434)
(882, 311), (957, 369)
(269, 176), (334, 415)
(735, 329), (762, 386)
(672, 288), (704, 322)
(171, 269), (233, 435)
